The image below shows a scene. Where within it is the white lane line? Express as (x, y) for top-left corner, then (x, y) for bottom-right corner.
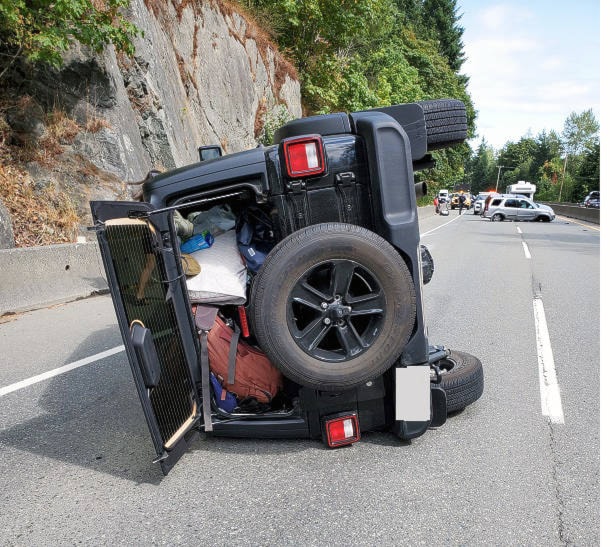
(421, 214), (462, 237)
(522, 241), (531, 259)
(533, 297), (564, 424)
(0, 345), (125, 398)
(516, 227), (522, 234)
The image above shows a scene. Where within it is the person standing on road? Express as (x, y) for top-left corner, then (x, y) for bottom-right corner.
(434, 194), (439, 214)
(458, 191), (466, 215)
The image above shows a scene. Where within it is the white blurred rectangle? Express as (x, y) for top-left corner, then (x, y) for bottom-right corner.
(395, 367), (430, 421)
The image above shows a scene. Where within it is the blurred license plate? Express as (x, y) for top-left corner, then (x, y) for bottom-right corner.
(395, 367), (430, 421)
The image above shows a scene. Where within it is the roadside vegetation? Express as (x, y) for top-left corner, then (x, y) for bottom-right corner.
(465, 109), (600, 203)
(0, 98), (115, 246)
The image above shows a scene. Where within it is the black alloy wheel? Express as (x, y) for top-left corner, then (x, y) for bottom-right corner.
(287, 258), (385, 362)
(250, 223), (417, 391)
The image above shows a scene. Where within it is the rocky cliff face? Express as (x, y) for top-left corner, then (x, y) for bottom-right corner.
(0, 0), (301, 247)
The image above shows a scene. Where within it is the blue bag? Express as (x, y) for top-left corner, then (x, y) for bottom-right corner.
(180, 231), (214, 254)
(236, 209), (275, 273)
(210, 372), (238, 412)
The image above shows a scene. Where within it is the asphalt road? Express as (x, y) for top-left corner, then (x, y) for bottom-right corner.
(0, 210), (600, 545)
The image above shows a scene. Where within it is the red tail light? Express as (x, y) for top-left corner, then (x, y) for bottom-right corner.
(283, 136), (325, 178)
(323, 412), (360, 448)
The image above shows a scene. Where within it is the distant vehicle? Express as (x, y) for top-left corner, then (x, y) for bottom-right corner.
(451, 192), (471, 210)
(438, 189), (449, 201)
(473, 195), (486, 215)
(482, 195), (555, 222)
(581, 191), (600, 208)
(505, 181), (536, 200)
(586, 198), (600, 209)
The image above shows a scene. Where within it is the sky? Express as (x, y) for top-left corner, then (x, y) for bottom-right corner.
(457, 0), (600, 151)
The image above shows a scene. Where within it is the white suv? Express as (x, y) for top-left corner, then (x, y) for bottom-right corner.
(482, 196), (555, 222)
(472, 195), (486, 215)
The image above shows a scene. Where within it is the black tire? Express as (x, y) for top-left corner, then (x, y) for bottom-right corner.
(436, 350), (484, 413)
(492, 213), (504, 222)
(417, 99), (468, 150)
(250, 223), (417, 391)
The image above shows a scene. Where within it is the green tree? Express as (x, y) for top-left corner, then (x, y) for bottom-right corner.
(466, 139), (496, 194)
(420, 0), (465, 72)
(559, 109), (599, 201)
(0, 0), (140, 77)
(394, 0), (424, 32)
(537, 158), (563, 201)
(572, 141), (600, 201)
(562, 109), (600, 156)
(496, 137), (538, 189)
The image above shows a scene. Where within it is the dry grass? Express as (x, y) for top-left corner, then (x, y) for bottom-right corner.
(0, 97), (110, 247)
(85, 116), (112, 133)
(0, 163), (80, 247)
(253, 97), (267, 138)
(46, 109), (80, 144)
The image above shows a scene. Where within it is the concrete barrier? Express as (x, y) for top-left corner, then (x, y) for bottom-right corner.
(0, 242), (108, 315)
(543, 203), (600, 224)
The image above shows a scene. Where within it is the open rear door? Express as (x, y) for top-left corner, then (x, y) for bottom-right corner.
(91, 200), (203, 474)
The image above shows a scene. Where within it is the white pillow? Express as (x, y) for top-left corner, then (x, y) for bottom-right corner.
(185, 230), (247, 305)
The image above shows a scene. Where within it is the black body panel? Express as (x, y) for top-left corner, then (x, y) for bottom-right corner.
(142, 148), (270, 208)
(268, 135), (374, 238)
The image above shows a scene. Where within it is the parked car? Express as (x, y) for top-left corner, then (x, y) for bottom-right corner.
(482, 195), (555, 222)
(91, 99), (484, 473)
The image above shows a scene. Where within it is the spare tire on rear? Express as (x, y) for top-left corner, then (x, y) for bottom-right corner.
(249, 223), (417, 391)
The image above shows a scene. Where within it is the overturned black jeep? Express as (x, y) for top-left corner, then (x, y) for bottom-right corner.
(91, 98), (483, 474)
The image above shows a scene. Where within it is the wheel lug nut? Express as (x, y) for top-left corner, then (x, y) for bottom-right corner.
(324, 318), (331, 325)
(321, 302), (328, 309)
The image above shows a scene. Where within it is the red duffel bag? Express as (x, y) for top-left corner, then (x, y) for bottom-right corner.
(207, 316), (283, 403)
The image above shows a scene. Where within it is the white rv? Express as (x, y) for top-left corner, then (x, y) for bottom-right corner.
(506, 181), (536, 200)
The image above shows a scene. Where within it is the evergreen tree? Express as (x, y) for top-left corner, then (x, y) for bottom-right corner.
(466, 139), (496, 194)
(395, 0), (424, 31)
(420, 0), (465, 72)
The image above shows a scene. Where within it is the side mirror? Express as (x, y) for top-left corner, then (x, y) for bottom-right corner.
(198, 145), (222, 162)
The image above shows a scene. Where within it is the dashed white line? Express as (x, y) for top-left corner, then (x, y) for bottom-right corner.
(516, 227), (522, 234)
(533, 297), (564, 424)
(522, 241), (531, 259)
(0, 345), (125, 398)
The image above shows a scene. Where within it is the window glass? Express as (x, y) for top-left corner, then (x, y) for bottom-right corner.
(505, 199), (518, 208)
(491, 199), (502, 206)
